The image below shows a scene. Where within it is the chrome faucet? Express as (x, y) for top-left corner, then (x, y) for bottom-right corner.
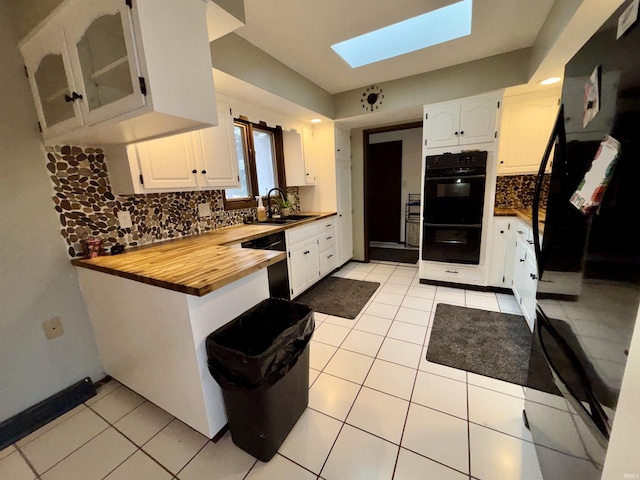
(266, 187), (288, 219)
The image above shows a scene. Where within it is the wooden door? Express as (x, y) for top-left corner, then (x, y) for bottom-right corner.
(367, 141), (402, 243)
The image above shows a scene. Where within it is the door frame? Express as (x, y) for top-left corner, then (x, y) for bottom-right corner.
(363, 121), (422, 262)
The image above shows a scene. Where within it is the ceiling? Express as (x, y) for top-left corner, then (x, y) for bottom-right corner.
(235, 0), (556, 94)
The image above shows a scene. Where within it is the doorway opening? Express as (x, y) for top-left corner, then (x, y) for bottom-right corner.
(364, 122), (422, 264)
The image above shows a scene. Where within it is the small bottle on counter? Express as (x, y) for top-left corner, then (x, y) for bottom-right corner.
(256, 196), (267, 221)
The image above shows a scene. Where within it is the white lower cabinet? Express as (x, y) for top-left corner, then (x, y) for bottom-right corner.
(488, 217), (512, 287)
(318, 218), (337, 276)
(286, 216), (337, 298)
(507, 221), (538, 330)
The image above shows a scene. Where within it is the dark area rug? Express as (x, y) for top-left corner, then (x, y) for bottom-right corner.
(295, 277), (380, 319)
(427, 303), (558, 395)
(369, 247), (418, 264)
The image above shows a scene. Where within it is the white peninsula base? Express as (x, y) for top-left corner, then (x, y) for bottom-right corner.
(77, 268), (270, 438)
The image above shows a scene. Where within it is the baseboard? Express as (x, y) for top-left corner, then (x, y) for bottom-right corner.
(419, 278), (513, 294)
(211, 423), (229, 443)
(0, 377), (96, 450)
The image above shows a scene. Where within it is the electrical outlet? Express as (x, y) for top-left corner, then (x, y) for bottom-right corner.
(198, 203), (212, 218)
(43, 317), (64, 340)
(117, 210), (132, 228)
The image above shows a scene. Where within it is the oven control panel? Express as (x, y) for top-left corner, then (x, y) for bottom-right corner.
(426, 152), (487, 170)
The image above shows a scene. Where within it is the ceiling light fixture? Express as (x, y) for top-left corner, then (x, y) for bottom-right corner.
(540, 77), (561, 85)
(331, 0), (473, 68)
(310, 118), (322, 123)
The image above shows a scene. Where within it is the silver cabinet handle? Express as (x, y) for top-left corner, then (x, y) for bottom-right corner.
(520, 258), (525, 262)
(326, 236), (332, 240)
(445, 270), (459, 274)
(517, 230), (524, 234)
(530, 273), (538, 280)
(527, 240), (534, 245)
(328, 254), (333, 258)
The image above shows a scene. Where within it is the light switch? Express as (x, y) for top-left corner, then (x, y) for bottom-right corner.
(117, 210), (132, 228)
(198, 203), (212, 218)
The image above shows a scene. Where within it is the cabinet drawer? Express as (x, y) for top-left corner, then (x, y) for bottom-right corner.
(514, 220), (534, 246)
(286, 223), (317, 245)
(318, 227), (336, 251)
(316, 217), (336, 235)
(421, 262), (485, 285)
(319, 247), (337, 276)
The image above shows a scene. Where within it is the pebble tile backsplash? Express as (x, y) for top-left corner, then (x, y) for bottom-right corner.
(494, 174), (550, 209)
(46, 145), (300, 258)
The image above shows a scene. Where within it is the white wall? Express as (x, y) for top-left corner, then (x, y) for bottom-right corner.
(602, 306), (640, 479)
(0, 1), (104, 422)
(369, 128), (422, 243)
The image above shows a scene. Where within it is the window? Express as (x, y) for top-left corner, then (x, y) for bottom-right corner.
(224, 120), (286, 210)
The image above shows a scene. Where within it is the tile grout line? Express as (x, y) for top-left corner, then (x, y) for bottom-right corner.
(315, 274), (398, 478)
(88, 404), (179, 480)
(14, 444), (40, 480)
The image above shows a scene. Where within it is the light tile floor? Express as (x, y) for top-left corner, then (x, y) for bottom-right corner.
(1, 261), (564, 480)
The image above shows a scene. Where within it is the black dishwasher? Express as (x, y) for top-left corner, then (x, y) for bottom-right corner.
(241, 232), (290, 300)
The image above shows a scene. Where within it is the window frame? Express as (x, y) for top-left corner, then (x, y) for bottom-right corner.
(223, 119), (287, 210)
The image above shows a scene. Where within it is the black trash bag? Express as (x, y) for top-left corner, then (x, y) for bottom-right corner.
(206, 298), (314, 390)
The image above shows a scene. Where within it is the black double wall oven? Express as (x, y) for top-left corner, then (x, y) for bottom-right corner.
(422, 152), (487, 265)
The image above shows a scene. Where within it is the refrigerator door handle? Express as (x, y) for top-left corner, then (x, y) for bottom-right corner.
(532, 105), (567, 274)
(536, 308), (610, 446)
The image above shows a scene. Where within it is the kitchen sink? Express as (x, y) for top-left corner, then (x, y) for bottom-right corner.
(257, 214), (320, 225)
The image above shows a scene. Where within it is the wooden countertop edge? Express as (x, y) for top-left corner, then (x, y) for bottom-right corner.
(71, 212), (336, 296)
(494, 207), (546, 232)
(72, 251), (286, 296)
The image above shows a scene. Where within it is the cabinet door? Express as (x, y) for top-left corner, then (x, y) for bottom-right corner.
(488, 218), (510, 287)
(66, 0), (145, 125)
(521, 253), (538, 330)
(135, 134), (199, 190)
(424, 104), (460, 148)
(22, 25), (83, 138)
(282, 128), (315, 187)
(335, 127), (350, 161)
(497, 91), (559, 174)
(305, 238), (320, 286)
(459, 97), (498, 145)
(196, 102), (240, 189)
(288, 242), (308, 298)
(302, 126), (315, 184)
(512, 239), (527, 304)
(336, 162), (353, 265)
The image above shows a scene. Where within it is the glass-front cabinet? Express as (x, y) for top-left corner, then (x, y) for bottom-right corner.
(67, 0), (144, 125)
(22, 23), (83, 138)
(20, 0), (217, 144)
(23, 0), (143, 137)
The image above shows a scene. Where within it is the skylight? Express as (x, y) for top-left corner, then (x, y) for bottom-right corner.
(331, 0), (473, 68)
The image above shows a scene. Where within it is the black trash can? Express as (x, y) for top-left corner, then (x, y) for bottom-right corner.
(206, 298), (314, 462)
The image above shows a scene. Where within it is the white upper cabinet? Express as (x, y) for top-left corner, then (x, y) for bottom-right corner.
(194, 103), (240, 189)
(335, 127), (350, 160)
(134, 134), (199, 190)
(20, 0), (217, 145)
(497, 89), (561, 175)
(107, 101), (240, 194)
(284, 127), (315, 186)
(424, 93), (501, 149)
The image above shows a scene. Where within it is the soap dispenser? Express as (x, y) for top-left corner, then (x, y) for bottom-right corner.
(256, 196), (267, 221)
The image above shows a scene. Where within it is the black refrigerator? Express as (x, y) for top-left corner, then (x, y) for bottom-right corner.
(525, 2), (640, 479)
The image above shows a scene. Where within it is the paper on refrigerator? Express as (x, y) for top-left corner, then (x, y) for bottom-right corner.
(570, 135), (621, 214)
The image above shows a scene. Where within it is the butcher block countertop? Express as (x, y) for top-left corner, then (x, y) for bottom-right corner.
(72, 212), (336, 296)
(494, 207), (546, 233)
